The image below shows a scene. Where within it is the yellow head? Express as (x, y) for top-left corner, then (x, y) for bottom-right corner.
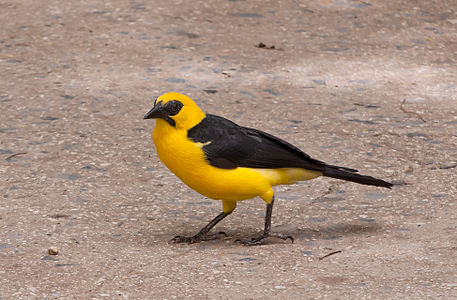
(144, 92), (206, 130)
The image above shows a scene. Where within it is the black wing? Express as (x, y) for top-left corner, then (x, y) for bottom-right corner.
(187, 114), (338, 171)
(187, 114), (395, 189)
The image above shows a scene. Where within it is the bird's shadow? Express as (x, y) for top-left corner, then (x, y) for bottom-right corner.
(151, 221), (383, 246)
(228, 222), (382, 242)
(289, 222), (382, 240)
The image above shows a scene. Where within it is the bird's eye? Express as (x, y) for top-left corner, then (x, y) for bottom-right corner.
(164, 100), (183, 116)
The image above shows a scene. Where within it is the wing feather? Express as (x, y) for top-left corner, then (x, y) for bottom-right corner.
(186, 114), (395, 189)
(188, 114), (341, 172)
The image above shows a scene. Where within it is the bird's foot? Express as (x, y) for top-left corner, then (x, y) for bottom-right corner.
(236, 232), (294, 246)
(169, 231), (227, 244)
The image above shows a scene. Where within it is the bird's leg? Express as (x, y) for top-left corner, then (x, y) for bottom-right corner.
(238, 196), (294, 246)
(169, 211), (231, 244)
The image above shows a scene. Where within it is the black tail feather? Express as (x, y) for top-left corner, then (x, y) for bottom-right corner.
(323, 166), (393, 189)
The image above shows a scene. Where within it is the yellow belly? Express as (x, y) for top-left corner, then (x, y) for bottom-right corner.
(152, 124), (322, 202)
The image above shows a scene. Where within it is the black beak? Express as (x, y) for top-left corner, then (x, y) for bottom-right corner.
(144, 101), (165, 119)
(144, 101), (176, 127)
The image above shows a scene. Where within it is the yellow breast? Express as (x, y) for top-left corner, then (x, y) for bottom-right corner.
(152, 120), (322, 202)
(152, 122), (272, 201)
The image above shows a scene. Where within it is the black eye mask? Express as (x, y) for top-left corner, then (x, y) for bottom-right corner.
(163, 100), (184, 116)
(143, 100), (184, 127)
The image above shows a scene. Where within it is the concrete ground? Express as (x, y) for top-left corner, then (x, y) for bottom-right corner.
(1, 0), (456, 299)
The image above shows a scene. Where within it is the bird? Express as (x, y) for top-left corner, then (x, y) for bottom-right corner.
(144, 92), (393, 245)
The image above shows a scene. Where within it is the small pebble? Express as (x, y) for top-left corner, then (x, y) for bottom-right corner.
(48, 247), (59, 255)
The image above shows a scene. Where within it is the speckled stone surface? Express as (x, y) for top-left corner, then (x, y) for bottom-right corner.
(1, 0), (456, 298)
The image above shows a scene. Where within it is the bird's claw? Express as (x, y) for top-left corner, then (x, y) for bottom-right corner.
(169, 231), (227, 244)
(236, 232), (294, 246)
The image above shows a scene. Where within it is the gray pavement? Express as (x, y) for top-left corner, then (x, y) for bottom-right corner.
(1, 0), (456, 299)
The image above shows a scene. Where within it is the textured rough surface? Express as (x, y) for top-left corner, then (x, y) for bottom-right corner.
(1, 0), (457, 299)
